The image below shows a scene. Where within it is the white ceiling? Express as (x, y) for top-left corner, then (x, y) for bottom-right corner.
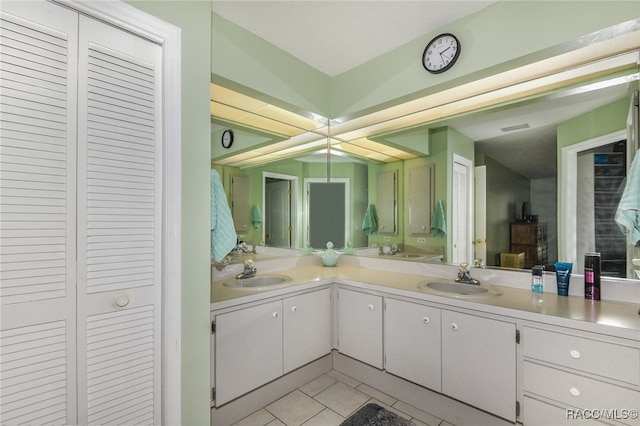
(211, 1), (496, 77)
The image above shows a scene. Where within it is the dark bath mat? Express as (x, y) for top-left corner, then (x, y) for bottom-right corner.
(340, 403), (415, 426)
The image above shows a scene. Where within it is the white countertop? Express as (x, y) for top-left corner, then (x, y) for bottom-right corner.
(211, 261), (640, 340)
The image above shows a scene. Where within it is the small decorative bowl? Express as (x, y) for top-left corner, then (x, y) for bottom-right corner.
(321, 241), (340, 267)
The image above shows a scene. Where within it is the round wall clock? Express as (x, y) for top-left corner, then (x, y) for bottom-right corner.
(221, 129), (234, 148)
(422, 33), (461, 74)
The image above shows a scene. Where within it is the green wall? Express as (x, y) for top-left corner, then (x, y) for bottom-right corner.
(124, 2), (212, 425)
(211, 1), (638, 121)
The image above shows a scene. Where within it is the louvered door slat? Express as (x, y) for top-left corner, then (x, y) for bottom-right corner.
(85, 306), (156, 425)
(0, 3), (77, 424)
(76, 14), (161, 425)
(0, 321), (68, 425)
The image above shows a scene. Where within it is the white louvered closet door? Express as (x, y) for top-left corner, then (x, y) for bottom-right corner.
(75, 16), (162, 426)
(0, 3), (79, 425)
(0, 2), (163, 425)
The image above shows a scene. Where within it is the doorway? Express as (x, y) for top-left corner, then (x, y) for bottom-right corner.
(263, 172), (297, 247)
(452, 155), (473, 264)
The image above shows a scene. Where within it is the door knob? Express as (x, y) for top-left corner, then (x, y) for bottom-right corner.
(115, 295), (130, 308)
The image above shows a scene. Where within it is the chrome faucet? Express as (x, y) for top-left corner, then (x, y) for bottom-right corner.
(386, 243), (401, 255)
(236, 259), (257, 279)
(455, 262), (480, 285)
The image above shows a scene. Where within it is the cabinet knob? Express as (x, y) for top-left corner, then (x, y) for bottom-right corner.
(569, 387), (581, 397)
(272, 312), (278, 319)
(423, 317), (430, 324)
(368, 304), (374, 311)
(569, 350), (581, 359)
(115, 295), (130, 308)
(450, 323), (459, 331)
(291, 306), (297, 313)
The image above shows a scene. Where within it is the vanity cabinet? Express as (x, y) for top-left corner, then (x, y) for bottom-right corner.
(214, 300), (283, 405)
(441, 310), (517, 422)
(283, 288), (332, 373)
(337, 288), (383, 368)
(213, 288), (332, 406)
(522, 325), (640, 425)
(383, 298), (517, 421)
(384, 298), (442, 391)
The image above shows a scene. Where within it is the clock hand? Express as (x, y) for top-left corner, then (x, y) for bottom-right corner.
(439, 46), (452, 56)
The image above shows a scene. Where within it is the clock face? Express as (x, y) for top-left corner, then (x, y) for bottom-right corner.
(221, 130), (233, 148)
(422, 33), (461, 74)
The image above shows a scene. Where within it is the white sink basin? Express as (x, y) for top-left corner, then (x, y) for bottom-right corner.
(223, 274), (292, 290)
(392, 253), (424, 259)
(417, 281), (502, 298)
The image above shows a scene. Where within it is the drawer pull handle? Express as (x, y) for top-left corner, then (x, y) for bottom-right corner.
(450, 323), (459, 331)
(291, 306), (297, 313)
(423, 317), (430, 324)
(272, 312), (278, 319)
(569, 350), (581, 359)
(569, 387), (581, 397)
(368, 304), (374, 311)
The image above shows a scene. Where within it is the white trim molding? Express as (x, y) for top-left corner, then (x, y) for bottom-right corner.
(560, 130), (626, 268)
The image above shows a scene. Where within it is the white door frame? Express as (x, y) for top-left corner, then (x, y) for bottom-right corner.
(560, 129), (626, 270)
(452, 154), (474, 264)
(59, 1), (182, 424)
(263, 172), (299, 247)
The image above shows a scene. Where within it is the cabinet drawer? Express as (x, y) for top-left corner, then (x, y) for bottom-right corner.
(524, 362), (640, 425)
(524, 396), (602, 426)
(523, 326), (640, 385)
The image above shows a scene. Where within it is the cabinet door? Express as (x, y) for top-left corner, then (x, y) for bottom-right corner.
(441, 310), (516, 422)
(283, 288), (332, 373)
(231, 174), (250, 233)
(0, 3), (79, 424)
(376, 170), (397, 234)
(338, 289), (383, 368)
(408, 165), (434, 235)
(215, 300), (283, 406)
(384, 299), (441, 391)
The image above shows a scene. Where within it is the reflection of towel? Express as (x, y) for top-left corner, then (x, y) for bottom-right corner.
(211, 170), (237, 262)
(431, 200), (446, 237)
(362, 204), (378, 236)
(615, 150), (640, 245)
(251, 204), (262, 229)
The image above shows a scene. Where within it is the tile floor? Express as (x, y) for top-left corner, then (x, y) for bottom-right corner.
(232, 370), (455, 426)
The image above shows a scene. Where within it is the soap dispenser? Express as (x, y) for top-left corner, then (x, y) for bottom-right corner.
(531, 265), (545, 293)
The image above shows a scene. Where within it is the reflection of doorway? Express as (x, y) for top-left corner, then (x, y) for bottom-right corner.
(263, 173), (296, 247)
(305, 179), (349, 249)
(452, 155), (473, 264)
(561, 129), (629, 275)
(576, 139), (627, 276)
(474, 165), (487, 266)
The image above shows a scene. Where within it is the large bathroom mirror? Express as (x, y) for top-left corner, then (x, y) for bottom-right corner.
(211, 43), (640, 279)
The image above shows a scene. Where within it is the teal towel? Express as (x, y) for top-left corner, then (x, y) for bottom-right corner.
(431, 200), (446, 238)
(362, 204), (378, 236)
(211, 170), (237, 262)
(615, 150), (640, 245)
(251, 204), (262, 229)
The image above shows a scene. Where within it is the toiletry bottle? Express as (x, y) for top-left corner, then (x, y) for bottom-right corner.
(584, 252), (601, 300)
(531, 265), (544, 293)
